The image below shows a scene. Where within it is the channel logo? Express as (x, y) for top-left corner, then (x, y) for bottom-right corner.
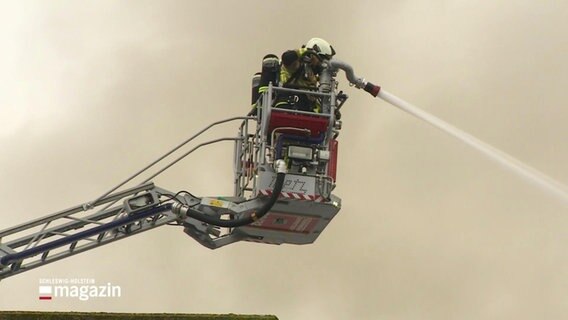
(38, 278), (121, 301)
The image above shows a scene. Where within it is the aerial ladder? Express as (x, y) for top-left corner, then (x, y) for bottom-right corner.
(3, 47), (563, 282)
(0, 55), (379, 281)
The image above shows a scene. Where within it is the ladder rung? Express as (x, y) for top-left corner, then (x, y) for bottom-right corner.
(10, 262), (21, 271)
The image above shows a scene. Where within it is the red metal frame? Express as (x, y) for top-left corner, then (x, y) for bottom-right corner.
(328, 139), (338, 181)
(268, 110), (329, 137)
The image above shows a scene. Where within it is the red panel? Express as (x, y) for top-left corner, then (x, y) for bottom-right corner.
(328, 139), (338, 181)
(268, 110), (329, 137)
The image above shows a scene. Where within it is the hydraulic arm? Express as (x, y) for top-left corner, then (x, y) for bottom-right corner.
(0, 160), (287, 280)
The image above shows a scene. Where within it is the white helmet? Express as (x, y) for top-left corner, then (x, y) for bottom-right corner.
(305, 37), (336, 59)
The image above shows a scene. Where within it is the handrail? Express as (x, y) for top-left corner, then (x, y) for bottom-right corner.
(89, 116), (255, 207)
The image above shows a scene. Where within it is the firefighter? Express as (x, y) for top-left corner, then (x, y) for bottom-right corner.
(277, 38), (336, 113)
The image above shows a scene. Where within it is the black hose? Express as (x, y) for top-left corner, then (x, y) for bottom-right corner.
(184, 172), (286, 228)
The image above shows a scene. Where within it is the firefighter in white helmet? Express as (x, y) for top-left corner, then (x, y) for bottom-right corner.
(277, 37), (336, 113)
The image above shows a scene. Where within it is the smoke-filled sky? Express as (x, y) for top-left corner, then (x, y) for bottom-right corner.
(1, 1), (568, 319)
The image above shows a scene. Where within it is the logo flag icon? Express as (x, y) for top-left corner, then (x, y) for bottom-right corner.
(39, 286), (52, 300)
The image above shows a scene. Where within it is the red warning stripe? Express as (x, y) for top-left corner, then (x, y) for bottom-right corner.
(259, 190), (323, 202)
(39, 296), (52, 300)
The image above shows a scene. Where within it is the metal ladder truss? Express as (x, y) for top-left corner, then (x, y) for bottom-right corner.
(0, 116), (257, 280)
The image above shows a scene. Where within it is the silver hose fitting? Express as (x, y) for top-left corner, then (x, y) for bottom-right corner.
(275, 159), (287, 174)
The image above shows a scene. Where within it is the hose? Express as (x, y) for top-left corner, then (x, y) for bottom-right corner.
(183, 173), (285, 228)
(175, 160), (288, 228)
